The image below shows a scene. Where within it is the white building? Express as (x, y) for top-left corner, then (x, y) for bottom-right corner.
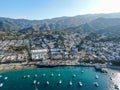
(31, 49), (48, 60)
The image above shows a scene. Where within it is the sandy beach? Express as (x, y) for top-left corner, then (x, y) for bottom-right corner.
(0, 62), (36, 71)
(0, 60), (120, 72)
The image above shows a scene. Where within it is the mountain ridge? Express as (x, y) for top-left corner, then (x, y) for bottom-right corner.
(1, 12), (120, 33)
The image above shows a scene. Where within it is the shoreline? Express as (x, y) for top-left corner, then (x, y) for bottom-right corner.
(0, 63), (36, 72)
(0, 62), (120, 72)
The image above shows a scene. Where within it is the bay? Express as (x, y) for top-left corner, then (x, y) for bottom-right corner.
(0, 66), (120, 90)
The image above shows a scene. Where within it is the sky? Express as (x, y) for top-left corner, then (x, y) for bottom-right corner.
(0, 0), (120, 20)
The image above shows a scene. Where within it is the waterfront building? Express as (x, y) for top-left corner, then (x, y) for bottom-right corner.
(31, 49), (48, 60)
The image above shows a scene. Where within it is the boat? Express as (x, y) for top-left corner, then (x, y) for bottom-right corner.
(37, 82), (40, 85)
(81, 70), (84, 73)
(4, 77), (8, 80)
(69, 81), (72, 86)
(46, 81), (49, 85)
(33, 80), (37, 84)
(58, 74), (61, 77)
(59, 80), (62, 84)
(110, 77), (112, 80)
(23, 75), (26, 78)
(95, 75), (99, 79)
(94, 82), (99, 87)
(42, 74), (46, 77)
(114, 84), (119, 90)
(51, 73), (54, 77)
(34, 74), (38, 78)
(0, 83), (3, 87)
(27, 75), (30, 78)
(73, 74), (76, 77)
(78, 82), (82, 87)
(0, 75), (2, 78)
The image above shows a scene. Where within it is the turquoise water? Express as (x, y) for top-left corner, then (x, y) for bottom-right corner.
(0, 67), (120, 90)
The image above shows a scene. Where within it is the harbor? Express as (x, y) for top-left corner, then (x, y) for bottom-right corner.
(0, 66), (119, 90)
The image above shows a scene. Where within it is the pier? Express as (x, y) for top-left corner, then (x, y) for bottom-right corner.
(94, 65), (108, 73)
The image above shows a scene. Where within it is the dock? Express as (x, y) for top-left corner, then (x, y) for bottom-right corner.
(95, 65), (108, 73)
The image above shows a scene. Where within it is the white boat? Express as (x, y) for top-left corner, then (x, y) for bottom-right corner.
(94, 82), (99, 87)
(42, 74), (46, 77)
(51, 73), (54, 77)
(73, 74), (76, 77)
(0, 83), (3, 87)
(4, 77), (8, 80)
(59, 80), (62, 84)
(27, 75), (30, 78)
(35, 88), (38, 90)
(46, 81), (49, 85)
(95, 75), (99, 79)
(35, 74), (38, 78)
(58, 74), (61, 77)
(0, 75), (2, 78)
(81, 70), (84, 73)
(114, 84), (119, 90)
(78, 82), (82, 87)
(33, 80), (37, 84)
(23, 75), (26, 78)
(110, 77), (112, 80)
(37, 82), (40, 85)
(69, 81), (72, 86)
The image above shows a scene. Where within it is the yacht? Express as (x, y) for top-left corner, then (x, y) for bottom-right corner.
(46, 81), (49, 85)
(78, 82), (82, 87)
(42, 74), (46, 77)
(0, 75), (2, 78)
(0, 83), (3, 87)
(59, 80), (62, 84)
(69, 81), (72, 86)
(94, 82), (99, 87)
(4, 77), (8, 80)
(58, 74), (61, 77)
(27, 75), (30, 78)
(81, 70), (84, 73)
(73, 74), (76, 77)
(33, 80), (37, 84)
(95, 75), (99, 79)
(114, 84), (119, 90)
(37, 82), (40, 85)
(110, 77), (112, 80)
(34, 74), (38, 78)
(51, 73), (54, 77)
